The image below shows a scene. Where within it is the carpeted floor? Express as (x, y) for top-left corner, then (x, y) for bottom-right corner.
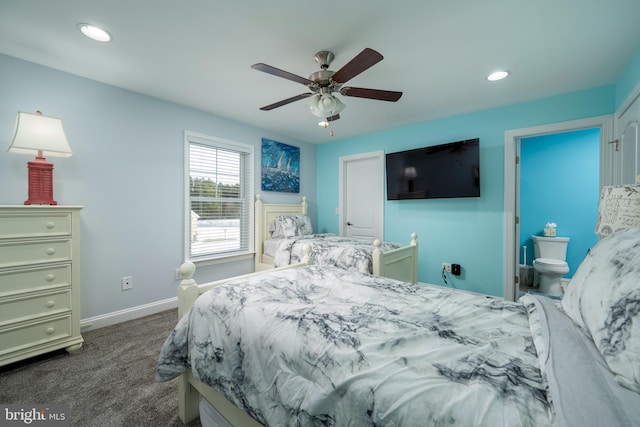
(0, 309), (202, 427)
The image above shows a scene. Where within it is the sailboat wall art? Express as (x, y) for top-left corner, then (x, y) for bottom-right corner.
(261, 138), (300, 193)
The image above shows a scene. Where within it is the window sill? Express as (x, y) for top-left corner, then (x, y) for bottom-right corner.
(190, 251), (255, 268)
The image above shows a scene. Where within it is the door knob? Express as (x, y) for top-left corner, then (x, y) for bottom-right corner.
(346, 221), (353, 226)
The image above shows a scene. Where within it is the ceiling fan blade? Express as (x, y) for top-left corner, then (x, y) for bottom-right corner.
(259, 93), (312, 111)
(330, 48), (384, 84)
(341, 87), (403, 102)
(326, 114), (340, 122)
(251, 63), (314, 86)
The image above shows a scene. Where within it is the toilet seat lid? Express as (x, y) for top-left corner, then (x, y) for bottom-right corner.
(535, 258), (567, 267)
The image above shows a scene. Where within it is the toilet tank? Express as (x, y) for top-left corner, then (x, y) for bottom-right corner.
(532, 236), (569, 261)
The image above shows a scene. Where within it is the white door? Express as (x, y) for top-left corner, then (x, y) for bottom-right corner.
(339, 151), (384, 240)
(612, 90), (640, 185)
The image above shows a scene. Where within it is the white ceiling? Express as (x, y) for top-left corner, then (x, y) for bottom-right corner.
(1, 1), (640, 144)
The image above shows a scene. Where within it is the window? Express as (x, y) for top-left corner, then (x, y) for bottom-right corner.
(185, 131), (254, 262)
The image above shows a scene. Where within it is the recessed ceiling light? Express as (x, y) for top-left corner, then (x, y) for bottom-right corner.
(78, 24), (111, 42)
(487, 70), (510, 81)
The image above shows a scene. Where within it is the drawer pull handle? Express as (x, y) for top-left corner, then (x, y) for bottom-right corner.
(46, 248), (55, 255)
(46, 221), (55, 229)
(46, 327), (55, 335)
(46, 300), (55, 308)
(46, 274), (55, 281)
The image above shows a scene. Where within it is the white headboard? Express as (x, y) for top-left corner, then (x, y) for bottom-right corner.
(254, 194), (307, 270)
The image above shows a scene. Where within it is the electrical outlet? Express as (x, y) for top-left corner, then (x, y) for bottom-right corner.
(121, 276), (133, 291)
(452, 263), (461, 276)
(441, 262), (452, 273)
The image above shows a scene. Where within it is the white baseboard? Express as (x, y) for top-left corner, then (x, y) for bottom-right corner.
(419, 281), (497, 298)
(80, 297), (178, 332)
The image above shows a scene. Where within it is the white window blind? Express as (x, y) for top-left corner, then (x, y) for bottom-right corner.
(186, 132), (253, 261)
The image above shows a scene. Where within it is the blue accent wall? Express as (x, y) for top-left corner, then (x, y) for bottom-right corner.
(519, 129), (600, 277)
(317, 87), (615, 296)
(317, 39), (640, 297)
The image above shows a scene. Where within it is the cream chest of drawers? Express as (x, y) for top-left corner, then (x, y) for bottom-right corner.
(0, 206), (83, 367)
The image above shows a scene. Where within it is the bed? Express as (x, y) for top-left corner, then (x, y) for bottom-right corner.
(254, 194), (418, 283)
(157, 226), (640, 426)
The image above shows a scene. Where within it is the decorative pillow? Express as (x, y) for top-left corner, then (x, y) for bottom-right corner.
(594, 185), (640, 237)
(270, 215), (313, 238)
(561, 227), (640, 392)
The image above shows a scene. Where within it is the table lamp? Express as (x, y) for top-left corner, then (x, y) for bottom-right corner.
(8, 111), (73, 205)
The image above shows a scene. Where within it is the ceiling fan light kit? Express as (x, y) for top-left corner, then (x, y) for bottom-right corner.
(307, 92), (346, 118)
(251, 48), (402, 136)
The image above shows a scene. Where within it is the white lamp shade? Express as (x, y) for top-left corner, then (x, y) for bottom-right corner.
(404, 167), (417, 178)
(8, 112), (72, 158)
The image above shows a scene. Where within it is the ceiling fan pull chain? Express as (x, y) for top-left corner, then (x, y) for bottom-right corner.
(329, 110), (334, 137)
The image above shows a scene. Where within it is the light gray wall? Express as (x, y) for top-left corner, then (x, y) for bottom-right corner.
(0, 54), (317, 319)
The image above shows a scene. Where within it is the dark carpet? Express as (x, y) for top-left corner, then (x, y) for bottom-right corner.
(0, 309), (201, 427)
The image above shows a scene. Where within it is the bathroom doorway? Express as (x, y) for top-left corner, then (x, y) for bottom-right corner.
(518, 129), (601, 292)
(503, 115), (614, 301)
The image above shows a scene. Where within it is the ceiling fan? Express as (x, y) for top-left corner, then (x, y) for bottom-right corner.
(251, 48), (402, 124)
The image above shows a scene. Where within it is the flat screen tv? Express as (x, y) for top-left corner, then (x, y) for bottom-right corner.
(386, 138), (480, 200)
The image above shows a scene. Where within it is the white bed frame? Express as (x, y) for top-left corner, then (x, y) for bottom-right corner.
(175, 259), (312, 426)
(254, 194), (419, 284)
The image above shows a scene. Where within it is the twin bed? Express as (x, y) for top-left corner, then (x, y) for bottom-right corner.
(158, 224), (640, 426)
(254, 195), (418, 283)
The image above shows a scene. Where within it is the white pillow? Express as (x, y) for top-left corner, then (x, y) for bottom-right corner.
(562, 227), (640, 392)
(270, 215), (313, 238)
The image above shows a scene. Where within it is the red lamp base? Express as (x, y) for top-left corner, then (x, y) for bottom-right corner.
(25, 157), (57, 205)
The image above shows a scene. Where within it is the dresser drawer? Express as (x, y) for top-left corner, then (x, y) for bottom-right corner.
(0, 264), (71, 295)
(0, 289), (71, 326)
(0, 212), (72, 239)
(0, 239), (72, 269)
(0, 315), (72, 356)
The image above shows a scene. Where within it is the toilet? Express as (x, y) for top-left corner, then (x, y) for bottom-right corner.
(531, 235), (570, 297)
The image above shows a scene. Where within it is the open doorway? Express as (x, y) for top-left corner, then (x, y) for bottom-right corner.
(518, 129), (600, 294)
(503, 115), (614, 301)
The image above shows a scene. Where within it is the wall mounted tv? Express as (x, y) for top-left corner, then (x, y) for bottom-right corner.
(386, 138), (480, 200)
